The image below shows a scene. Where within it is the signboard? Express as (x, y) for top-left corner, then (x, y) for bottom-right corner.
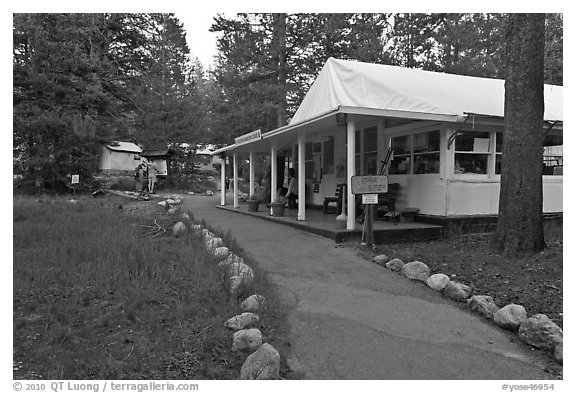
(351, 175), (388, 194)
(71, 175), (80, 184)
(235, 129), (262, 146)
(362, 194), (378, 204)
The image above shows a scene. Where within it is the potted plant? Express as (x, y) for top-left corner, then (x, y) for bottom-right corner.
(246, 196), (261, 212)
(270, 197), (286, 217)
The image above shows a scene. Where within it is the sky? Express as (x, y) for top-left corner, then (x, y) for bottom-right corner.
(176, 10), (221, 69)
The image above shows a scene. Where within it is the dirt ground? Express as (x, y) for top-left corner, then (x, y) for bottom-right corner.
(369, 232), (563, 328)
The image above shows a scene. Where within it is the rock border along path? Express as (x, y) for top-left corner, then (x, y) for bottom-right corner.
(181, 194), (559, 379)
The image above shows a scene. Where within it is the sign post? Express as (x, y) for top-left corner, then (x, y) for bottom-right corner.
(352, 176), (388, 248)
(71, 174), (79, 196)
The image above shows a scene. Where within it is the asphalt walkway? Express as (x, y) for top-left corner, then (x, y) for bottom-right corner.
(182, 194), (555, 380)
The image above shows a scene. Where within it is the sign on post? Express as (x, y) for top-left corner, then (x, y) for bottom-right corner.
(362, 194), (378, 204)
(351, 175), (388, 194)
(71, 175), (80, 184)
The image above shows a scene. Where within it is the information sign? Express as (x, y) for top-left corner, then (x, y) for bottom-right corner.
(351, 175), (388, 194)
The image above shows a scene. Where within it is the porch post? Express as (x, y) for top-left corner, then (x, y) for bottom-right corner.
(271, 144), (277, 213)
(347, 115), (356, 229)
(249, 151), (255, 198)
(297, 133), (306, 221)
(220, 154), (226, 206)
(233, 152), (239, 208)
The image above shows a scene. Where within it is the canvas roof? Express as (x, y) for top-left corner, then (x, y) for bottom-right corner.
(291, 58), (563, 124)
(213, 58), (563, 155)
(105, 142), (142, 153)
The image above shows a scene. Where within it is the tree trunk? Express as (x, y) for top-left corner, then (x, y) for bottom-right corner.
(494, 13), (546, 257)
(273, 13), (287, 127)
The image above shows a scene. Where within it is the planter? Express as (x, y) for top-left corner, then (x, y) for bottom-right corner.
(270, 202), (286, 217)
(246, 200), (261, 212)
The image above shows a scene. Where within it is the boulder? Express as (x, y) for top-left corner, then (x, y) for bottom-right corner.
(213, 246), (230, 260)
(166, 198), (176, 205)
(518, 314), (563, 349)
(206, 190), (214, 196)
(201, 228), (212, 237)
(218, 254), (243, 270)
(240, 343), (280, 380)
(554, 342), (563, 364)
(372, 254), (389, 265)
(191, 224), (202, 233)
(232, 328), (262, 352)
(385, 258), (404, 272)
(180, 212), (190, 221)
(443, 281), (472, 302)
(167, 207), (178, 215)
(240, 294), (266, 312)
(172, 222), (186, 237)
(228, 262), (254, 280)
(493, 304), (527, 331)
(205, 237), (224, 252)
(225, 312), (260, 330)
(158, 200), (168, 208)
(401, 261), (430, 281)
(426, 273), (450, 291)
(229, 275), (244, 294)
(467, 295), (499, 319)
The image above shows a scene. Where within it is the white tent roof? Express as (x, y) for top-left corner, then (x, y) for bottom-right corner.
(290, 58), (563, 124)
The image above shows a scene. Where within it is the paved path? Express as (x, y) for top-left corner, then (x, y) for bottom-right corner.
(182, 194), (554, 380)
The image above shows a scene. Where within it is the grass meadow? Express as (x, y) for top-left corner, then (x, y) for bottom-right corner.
(13, 194), (289, 379)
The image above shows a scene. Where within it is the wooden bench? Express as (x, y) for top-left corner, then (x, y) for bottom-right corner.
(323, 183), (346, 214)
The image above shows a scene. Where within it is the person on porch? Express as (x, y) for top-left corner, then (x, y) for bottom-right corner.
(285, 168), (298, 209)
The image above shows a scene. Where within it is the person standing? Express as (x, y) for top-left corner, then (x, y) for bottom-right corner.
(285, 168), (298, 209)
(134, 163), (145, 195)
(147, 161), (158, 194)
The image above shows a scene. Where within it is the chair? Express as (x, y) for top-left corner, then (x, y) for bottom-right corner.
(323, 183), (346, 214)
(378, 183), (400, 221)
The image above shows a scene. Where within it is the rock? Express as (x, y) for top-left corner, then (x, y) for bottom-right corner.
(167, 207), (178, 215)
(201, 228), (212, 237)
(228, 262), (254, 280)
(172, 222), (187, 237)
(518, 314), (563, 349)
(205, 237), (224, 251)
(166, 198), (175, 205)
(467, 295), (499, 319)
(191, 224), (202, 233)
(218, 253), (243, 270)
(240, 343), (280, 380)
(206, 190), (214, 196)
(232, 328), (262, 352)
(426, 273), (450, 290)
(493, 304), (527, 331)
(180, 212), (190, 221)
(372, 254), (389, 265)
(443, 281), (472, 302)
(401, 261), (430, 281)
(554, 342), (563, 364)
(225, 312), (260, 330)
(213, 246), (230, 260)
(240, 294), (265, 312)
(385, 258), (404, 272)
(229, 275), (244, 294)
(158, 200), (168, 208)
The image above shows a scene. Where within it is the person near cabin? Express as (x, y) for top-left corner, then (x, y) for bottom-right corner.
(134, 163), (146, 195)
(285, 168), (298, 209)
(147, 161), (158, 194)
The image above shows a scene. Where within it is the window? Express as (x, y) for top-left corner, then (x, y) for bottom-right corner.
(454, 131), (490, 174)
(389, 130), (440, 175)
(390, 135), (411, 175)
(495, 132), (503, 174)
(543, 133), (563, 176)
(413, 131), (440, 174)
(354, 126), (378, 175)
(305, 142), (314, 179)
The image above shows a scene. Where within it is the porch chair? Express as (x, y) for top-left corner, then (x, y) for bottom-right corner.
(323, 183), (346, 214)
(378, 183), (401, 222)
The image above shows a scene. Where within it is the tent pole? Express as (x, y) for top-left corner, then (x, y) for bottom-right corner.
(233, 153), (239, 208)
(347, 115), (356, 229)
(297, 134), (306, 221)
(220, 154), (226, 206)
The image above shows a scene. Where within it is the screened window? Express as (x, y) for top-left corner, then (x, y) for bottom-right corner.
(390, 135), (411, 175)
(543, 133), (563, 176)
(454, 131), (490, 175)
(413, 130), (440, 174)
(323, 137), (334, 175)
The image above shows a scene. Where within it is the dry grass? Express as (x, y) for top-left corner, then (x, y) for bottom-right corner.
(13, 194), (289, 379)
